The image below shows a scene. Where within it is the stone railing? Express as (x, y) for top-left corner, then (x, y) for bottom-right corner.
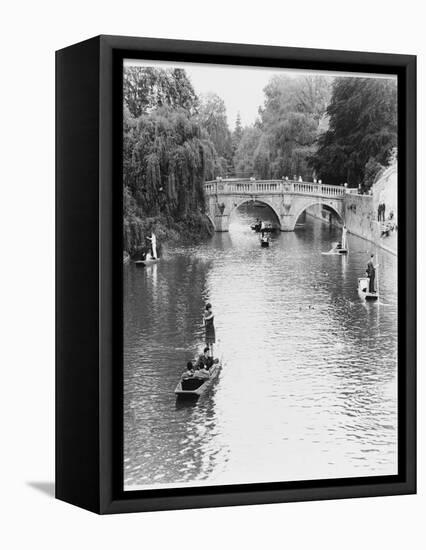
(204, 179), (347, 199)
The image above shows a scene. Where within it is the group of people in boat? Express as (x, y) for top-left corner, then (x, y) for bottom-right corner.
(252, 218), (274, 233)
(252, 218), (272, 246)
(260, 233), (270, 247)
(181, 302), (217, 381)
(181, 347), (219, 381)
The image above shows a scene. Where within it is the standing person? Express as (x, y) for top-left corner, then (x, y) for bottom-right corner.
(366, 254), (377, 293)
(146, 232), (158, 259)
(342, 225), (348, 249)
(203, 303), (216, 357)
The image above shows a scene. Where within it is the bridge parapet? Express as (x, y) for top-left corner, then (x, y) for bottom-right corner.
(204, 179), (346, 232)
(205, 179), (346, 199)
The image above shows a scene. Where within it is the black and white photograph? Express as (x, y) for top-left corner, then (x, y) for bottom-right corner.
(122, 59), (399, 491)
(2, 0), (421, 541)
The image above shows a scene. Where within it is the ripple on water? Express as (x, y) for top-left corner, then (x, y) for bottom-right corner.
(123, 212), (398, 489)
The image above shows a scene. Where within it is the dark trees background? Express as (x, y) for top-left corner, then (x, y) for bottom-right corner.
(309, 77), (397, 189)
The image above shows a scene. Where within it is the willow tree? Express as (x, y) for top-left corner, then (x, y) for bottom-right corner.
(124, 106), (220, 219)
(122, 66), (228, 251)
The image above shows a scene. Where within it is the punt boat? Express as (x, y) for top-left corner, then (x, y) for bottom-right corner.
(260, 235), (270, 247)
(358, 276), (379, 300)
(175, 361), (221, 399)
(134, 258), (160, 266)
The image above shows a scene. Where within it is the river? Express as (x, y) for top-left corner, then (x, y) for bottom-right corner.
(123, 207), (398, 490)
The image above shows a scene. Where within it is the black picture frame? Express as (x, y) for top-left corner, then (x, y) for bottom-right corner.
(56, 35), (416, 514)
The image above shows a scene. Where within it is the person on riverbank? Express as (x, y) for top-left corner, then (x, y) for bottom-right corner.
(366, 254), (378, 293)
(203, 303), (216, 357)
(377, 201), (386, 222)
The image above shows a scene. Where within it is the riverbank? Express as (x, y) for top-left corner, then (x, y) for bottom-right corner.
(306, 201), (397, 256)
(306, 161), (397, 256)
(343, 193), (397, 256)
(123, 211), (214, 258)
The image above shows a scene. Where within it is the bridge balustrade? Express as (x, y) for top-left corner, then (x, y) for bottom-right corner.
(205, 180), (346, 199)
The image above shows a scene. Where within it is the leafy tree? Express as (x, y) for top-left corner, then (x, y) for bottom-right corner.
(122, 66), (226, 252)
(124, 106), (220, 219)
(198, 93), (233, 163)
(232, 112), (243, 152)
(363, 157), (384, 191)
(123, 66), (198, 118)
(310, 77), (397, 187)
(254, 74), (332, 179)
(233, 126), (263, 177)
(253, 135), (272, 179)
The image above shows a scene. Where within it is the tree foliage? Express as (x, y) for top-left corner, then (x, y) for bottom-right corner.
(310, 77), (397, 187)
(234, 75), (331, 179)
(123, 66), (199, 118)
(233, 126), (263, 177)
(198, 93), (233, 162)
(124, 106), (220, 220)
(232, 112), (243, 154)
(123, 66), (228, 251)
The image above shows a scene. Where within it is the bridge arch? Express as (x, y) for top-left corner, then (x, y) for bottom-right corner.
(292, 199), (344, 231)
(229, 198), (282, 229)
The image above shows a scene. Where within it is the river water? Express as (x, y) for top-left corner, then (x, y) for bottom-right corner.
(123, 207), (398, 490)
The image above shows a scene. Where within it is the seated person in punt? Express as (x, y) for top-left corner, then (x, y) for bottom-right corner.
(196, 347), (214, 370)
(181, 361), (195, 380)
(193, 366), (210, 380)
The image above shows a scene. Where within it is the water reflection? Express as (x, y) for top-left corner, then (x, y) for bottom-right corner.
(123, 207), (397, 489)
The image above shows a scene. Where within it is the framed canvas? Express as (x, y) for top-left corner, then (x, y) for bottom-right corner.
(56, 35), (416, 514)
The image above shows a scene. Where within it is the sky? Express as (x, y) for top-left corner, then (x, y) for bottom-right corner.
(124, 59), (397, 130)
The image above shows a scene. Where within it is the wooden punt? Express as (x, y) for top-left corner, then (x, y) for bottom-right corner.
(358, 277), (379, 300)
(134, 258), (160, 266)
(322, 241), (348, 255)
(322, 248), (348, 255)
(175, 362), (221, 399)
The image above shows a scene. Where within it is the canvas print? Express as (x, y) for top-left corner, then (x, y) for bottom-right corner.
(122, 59), (398, 490)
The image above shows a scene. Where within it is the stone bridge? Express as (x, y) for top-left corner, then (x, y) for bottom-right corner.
(204, 179), (348, 232)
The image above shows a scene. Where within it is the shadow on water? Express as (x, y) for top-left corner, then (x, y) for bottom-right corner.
(175, 396), (199, 410)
